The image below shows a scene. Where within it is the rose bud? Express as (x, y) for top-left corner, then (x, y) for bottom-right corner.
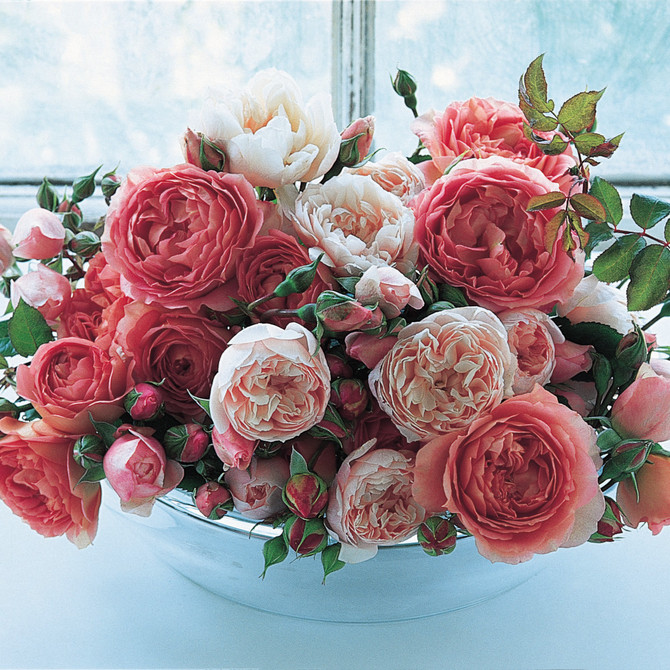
(316, 291), (384, 333)
(354, 265), (424, 318)
(101, 170), (122, 205)
(113, 423), (154, 440)
(255, 441), (284, 459)
(283, 515), (329, 556)
(10, 264), (71, 325)
(212, 425), (257, 470)
(326, 352), (354, 379)
(273, 253), (324, 298)
(12, 207), (66, 260)
(589, 497), (624, 543)
(72, 434), (106, 470)
(392, 68), (418, 112)
(180, 128), (226, 172)
(339, 116), (375, 166)
(345, 330), (397, 369)
(103, 429), (184, 516)
(57, 200), (83, 230)
(124, 382), (166, 421)
(417, 516), (457, 556)
(69, 230), (101, 258)
(330, 378), (369, 421)
(194, 481), (233, 519)
(282, 472), (329, 519)
(164, 423), (210, 463)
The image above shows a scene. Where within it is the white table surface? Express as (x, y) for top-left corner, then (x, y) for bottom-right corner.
(1, 497), (669, 670)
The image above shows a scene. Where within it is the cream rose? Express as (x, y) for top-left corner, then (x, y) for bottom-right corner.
(197, 69), (340, 188)
(209, 323), (330, 443)
(369, 307), (516, 442)
(279, 173), (417, 276)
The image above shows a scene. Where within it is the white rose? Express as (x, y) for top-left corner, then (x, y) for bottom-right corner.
(200, 69), (340, 188)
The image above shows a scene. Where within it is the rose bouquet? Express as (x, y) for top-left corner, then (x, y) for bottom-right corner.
(1, 57), (670, 582)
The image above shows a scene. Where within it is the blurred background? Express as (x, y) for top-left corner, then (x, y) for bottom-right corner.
(1, 0), (669, 222)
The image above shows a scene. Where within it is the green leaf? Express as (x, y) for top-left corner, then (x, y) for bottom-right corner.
(8, 299), (53, 356)
(518, 100), (558, 132)
(187, 390), (211, 417)
(544, 210), (566, 253)
(554, 317), (622, 358)
(627, 244), (670, 311)
(89, 415), (122, 448)
(584, 221), (613, 258)
(570, 193), (607, 222)
(521, 54), (554, 113)
(557, 89), (605, 133)
(437, 284), (468, 307)
(537, 134), (569, 156)
(629, 194), (670, 230)
(0, 319), (17, 357)
(321, 543), (346, 584)
(597, 428), (622, 452)
(590, 177), (622, 225)
(590, 352), (613, 398)
(76, 463), (106, 485)
(260, 534), (289, 579)
(573, 132), (606, 155)
(336, 276), (360, 295)
(665, 219), (670, 243)
(0, 398), (19, 415)
(592, 234), (646, 283)
(526, 191), (566, 212)
(289, 448), (310, 476)
(587, 133), (624, 159)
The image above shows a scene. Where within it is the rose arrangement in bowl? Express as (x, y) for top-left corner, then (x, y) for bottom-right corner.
(1, 56), (670, 595)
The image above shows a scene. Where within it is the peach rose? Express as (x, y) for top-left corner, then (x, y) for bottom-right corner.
(12, 208), (66, 260)
(413, 385), (605, 563)
(11, 264), (71, 326)
(355, 265), (424, 318)
(196, 69), (340, 188)
(16, 337), (133, 435)
(0, 418), (101, 547)
(279, 173), (417, 276)
(224, 455), (290, 520)
(112, 301), (231, 420)
(412, 97), (573, 189)
(369, 307), (516, 442)
(413, 156), (585, 313)
(101, 164), (264, 313)
(326, 439), (428, 563)
(617, 455), (670, 535)
(343, 151), (425, 204)
(498, 308), (563, 394)
(209, 322), (330, 442)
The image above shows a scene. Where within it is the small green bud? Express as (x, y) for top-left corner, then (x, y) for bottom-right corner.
(36, 177), (60, 212)
(69, 231), (101, 258)
(274, 253), (324, 298)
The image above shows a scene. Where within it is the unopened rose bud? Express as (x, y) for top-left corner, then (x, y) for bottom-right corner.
(71, 166), (101, 205)
(613, 327), (647, 386)
(180, 129), (226, 172)
(392, 69), (418, 113)
(339, 116), (375, 166)
(418, 273), (439, 307)
(101, 170), (122, 205)
(282, 472), (328, 519)
(326, 353), (353, 379)
(194, 481), (233, 519)
(164, 423), (210, 463)
(57, 200), (83, 231)
(69, 230), (101, 258)
(283, 515), (329, 556)
(589, 496), (624, 543)
(330, 378), (369, 420)
(274, 253), (324, 298)
(12, 208), (65, 260)
(73, 434), (105, 470)
(316, 291), (384, 333)
(36, 177), (60, 212)
(608, 440), (651, 477)
(417, 516), (457, 556)
(255, 441), (284, 459)
(124, 382), (165, 421)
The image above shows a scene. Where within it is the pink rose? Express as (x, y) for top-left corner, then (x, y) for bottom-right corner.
(0, 225), (13, 273)
(369, 307), (516, 442)
(318, 295), (384, 332)
(342, 400), (413, 455)
(236, 228), (335, 327)
(412, 97), (573, 189)
(0, 418), (101, 547)
(84, 252), (123, 306)
(112, 301), (231, 420)
(12, 208), (65, 260)
(344, 331), (397, 369)
(355, 265), (424, 318)
(211, 425), (257, 470)
(553, 381), (597, 417)
(103, 429), (183, 516)
(498, 308), (562, 394)
(413, 156), (585, 313)
(56, 289), (104, 341)
(326, 439), (428, 563)
(210, 323), (330, 442)
(101, 164), (264, 313)
(340, 116), (375, 163)
(617, 455), (670, 535)
(611, 363), (670, 443)
(551, 340), (593, 384)
(413, 385), (605, 563)
(11, 264), (71, 325)
(16, 337), (133, 435)
(224, 456), (290, 520)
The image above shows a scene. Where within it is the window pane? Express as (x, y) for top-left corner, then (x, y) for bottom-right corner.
(374, 0), (670, 180)
(0, 0), (333, 180)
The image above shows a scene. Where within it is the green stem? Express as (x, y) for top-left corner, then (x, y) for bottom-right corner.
(642, 311), (665, 332)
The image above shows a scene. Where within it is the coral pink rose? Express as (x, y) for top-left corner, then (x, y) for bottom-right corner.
(211, 425), (257, 471)
(11, 264), (71, 326)
(16, 337), (133, 435)
(84, 252), (123, 306)
(344, 331), (397, 369)
(326, 439), (428, 563)
(280, 173), (417, 276)
(0, 225), (13, 273)
(412, 97), (573, 189)
(355, 265), (424, 318)
(551, 340), (593, 384)
(56, 289), (104, 341)
(112, 301), (231, 420)
(224, 456), (290, 520)
(103, 429), (183, 517)
(369, 307), (516, 442)
(413, 385), (605, 563)
(0, 418), (101, 547)
(413, 156), (584, 313)
(342, 400), (413, 455)
(236, 228), (335, 327)
(498, 308), (562, 394)
(101, 164), (263, 313)
(617, 455), (670, 535)
(12, 208), (65, 260)
(210, 322), (330, 442)
(611, 363), (670, 443)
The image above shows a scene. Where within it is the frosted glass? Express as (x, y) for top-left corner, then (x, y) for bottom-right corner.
(0, 1), (333, 180)
(373, 0), (670, 180)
